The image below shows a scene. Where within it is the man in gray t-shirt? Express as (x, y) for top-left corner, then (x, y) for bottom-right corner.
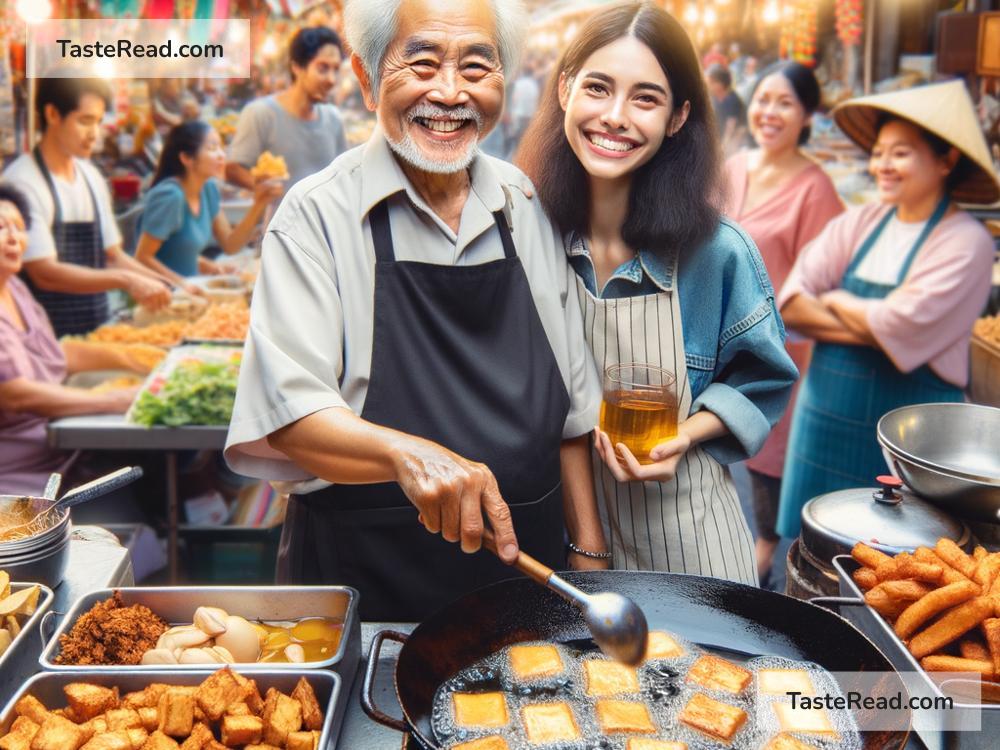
(226, 27), (348, 189)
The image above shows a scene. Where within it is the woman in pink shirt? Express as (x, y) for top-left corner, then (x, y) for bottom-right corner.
(725, 62), (844, 580)
(0, 183), (142, 496)
(775, 81), (999, 539)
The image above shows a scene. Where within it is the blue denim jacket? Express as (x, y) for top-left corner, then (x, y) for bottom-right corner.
(568, 218), (799, 464)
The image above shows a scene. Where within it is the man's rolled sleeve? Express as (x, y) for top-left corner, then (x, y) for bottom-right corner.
(560, 249), (601, 439)
(224, 224), (350, 480)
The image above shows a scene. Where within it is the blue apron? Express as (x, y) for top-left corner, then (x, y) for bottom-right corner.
(776, 197), (962, 538)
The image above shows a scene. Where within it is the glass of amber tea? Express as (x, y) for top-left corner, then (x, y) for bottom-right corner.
(600, 364), (678, 465)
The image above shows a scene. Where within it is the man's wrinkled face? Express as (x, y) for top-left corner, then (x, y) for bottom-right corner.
(363, 0), (505, 174)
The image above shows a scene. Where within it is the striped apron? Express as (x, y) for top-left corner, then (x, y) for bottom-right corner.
(574, 262), (758, 586)
(775, 197), (963, 539)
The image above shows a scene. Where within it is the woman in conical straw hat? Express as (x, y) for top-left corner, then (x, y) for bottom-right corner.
(775, 80), (999, 539)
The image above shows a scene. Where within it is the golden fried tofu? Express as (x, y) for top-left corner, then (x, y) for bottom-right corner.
(126, 728), (148, 750)
(0, 716), (39, 750)
(65, 684), (119, 722)
(757, 670), (815, 696)
(29, 714), (85, 750)
(772, 704), (837, 737)
(678, 693), (747, 742)
(584, 660), (640, 696)
(201, 742), (227, 750)
(285, 731), (320, 750)
(178, 723), (212, 750)
(595, 700), (656, 734)
(80, 730), (133, 750)
(260, 689), (302, 746)
(508, 645), (564, 680)
(452, 737), (509, 750)
(764, 734), (820, 750)
(627, 741), (687, 750)
(137, 708), (158, 733)
(223, 703), (249, 718)
(452, 693), (508, 728)
(686, 655), (752, 694)
(291, 678), (323, 731)
(242, 746), (281, 750)
(157, 690), (195, 738)
(195, 670), (246, 722)
(521, 703), (579, 744)
(220, 715), (262, 746)
(139, 731), (179, 750)
(14, 695), (49, 725)
(644, 631), (684, 660)
(106, 708), (143, 731)
(80, 717), (108, 739)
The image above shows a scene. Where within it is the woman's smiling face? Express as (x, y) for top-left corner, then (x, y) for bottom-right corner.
(560, 36), (687, 183)
(748, 72), (808, 152)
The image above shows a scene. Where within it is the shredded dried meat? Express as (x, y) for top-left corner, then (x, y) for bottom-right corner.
(55, 592), (168, 665)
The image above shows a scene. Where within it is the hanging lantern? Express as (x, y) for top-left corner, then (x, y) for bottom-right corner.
(836, 0), (864, 46)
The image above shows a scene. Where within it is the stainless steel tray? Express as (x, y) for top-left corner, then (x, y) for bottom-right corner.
(0, 583), (54, 675)
(40, 586), (360, 682)
(0, 669), (343, 750)
(833, 554), (1000, 750)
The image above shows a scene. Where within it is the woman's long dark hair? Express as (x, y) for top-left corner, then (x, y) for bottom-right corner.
(515, 2), (722, 258)
(152, 121), (212, 186)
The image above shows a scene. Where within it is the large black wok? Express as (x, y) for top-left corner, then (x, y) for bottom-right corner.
(362, 571), (910, 749)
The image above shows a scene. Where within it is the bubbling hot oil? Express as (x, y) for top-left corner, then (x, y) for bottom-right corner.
(431, 638), (862, 750)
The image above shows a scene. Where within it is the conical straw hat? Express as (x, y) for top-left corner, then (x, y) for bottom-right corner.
(832, 80), (999, 205)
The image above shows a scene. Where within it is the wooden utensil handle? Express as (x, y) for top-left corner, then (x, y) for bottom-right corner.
(482, 528), (553, 586)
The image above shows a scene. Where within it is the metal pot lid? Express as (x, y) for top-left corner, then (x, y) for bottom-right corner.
(801, 475), (971, 563)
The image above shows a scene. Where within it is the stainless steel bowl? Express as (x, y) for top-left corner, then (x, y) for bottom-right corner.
(0, 536), (70, 588)
(881, 444), (1000, 523)
(877, 403), (1000, 485)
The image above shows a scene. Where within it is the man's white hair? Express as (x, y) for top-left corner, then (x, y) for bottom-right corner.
(343, 0), (526, 99)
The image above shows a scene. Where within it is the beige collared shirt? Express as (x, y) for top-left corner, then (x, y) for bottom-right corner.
(224, 129), (600, 488)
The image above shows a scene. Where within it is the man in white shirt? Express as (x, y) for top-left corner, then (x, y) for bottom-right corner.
(4, 77), (169, 335)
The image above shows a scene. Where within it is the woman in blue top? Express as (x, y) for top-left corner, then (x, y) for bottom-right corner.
(135, 121), (282, 284)
(517, 2), (797, 583)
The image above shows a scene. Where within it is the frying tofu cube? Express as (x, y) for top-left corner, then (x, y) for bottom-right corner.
(157, 691), (195, 737)
(584, 660), (640, 696)
(521, 703), (579, 744)
(14, 695), (49, 725)
(644, 631), (684, 660)
(773, 704), (837, 737)
(758, 670), (815, 696)
(139, 731), (179, 750)
(29, 714), (85, 750)
(81, 718), (108, 738)
(260, 689), (302, 746)
(138, 708), (159, 732)
(452, 693), (508, 728)
(764, 734), (821, 750)
(686, 655), (752, 694)
(291, 678), (323, 731)
(195, 670), (246, 722)
(65, 684), (119, 721)
(678, 693), (747, 742)
(595, 700), (656, 734)
(509, 645), (564, 680)
(220, 715), (262, 746)
(453, 738), (510, 750)
(178, 723), (213, 750)
(627, 741), (688, 750)
(285, 731), (320, 750)
(241, 680), (264, 715)
(80, 730), (133, 750)
(105, 709), (143, 731)
(127, 728), (149, 750)
(224, 703), (250, 717)
(0, 716), (39, 750)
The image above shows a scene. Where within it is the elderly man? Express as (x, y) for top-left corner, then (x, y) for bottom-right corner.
(225, 0), (605, 621)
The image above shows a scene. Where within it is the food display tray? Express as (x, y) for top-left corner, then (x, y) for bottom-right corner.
(0, 669), (343, 750)
(0, 583), (54, 675)
(833, 554), (1000, 750)
(39, 586), (360, 683)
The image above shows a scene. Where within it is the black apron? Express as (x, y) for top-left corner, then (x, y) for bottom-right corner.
(24, 147), (109, 337)
(277, 198), (571, 621)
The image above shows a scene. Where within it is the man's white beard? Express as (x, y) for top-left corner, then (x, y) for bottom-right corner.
(385, 130), (480, 174)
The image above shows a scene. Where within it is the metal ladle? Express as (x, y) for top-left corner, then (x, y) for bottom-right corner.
(483, 530), (649, 665)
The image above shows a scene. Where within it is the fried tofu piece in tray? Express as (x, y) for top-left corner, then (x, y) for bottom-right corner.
(678, 692), (748, 742)
(686, 654), (752, 694)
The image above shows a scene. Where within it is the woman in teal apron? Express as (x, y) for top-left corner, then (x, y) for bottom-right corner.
(776, 81), (1000, 538)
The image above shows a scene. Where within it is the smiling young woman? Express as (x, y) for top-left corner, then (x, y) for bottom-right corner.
(517, 2), (798, 584)
(723, 62), (844, 582)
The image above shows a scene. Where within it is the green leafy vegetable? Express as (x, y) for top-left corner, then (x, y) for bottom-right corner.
(131, 357), (240, 426)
